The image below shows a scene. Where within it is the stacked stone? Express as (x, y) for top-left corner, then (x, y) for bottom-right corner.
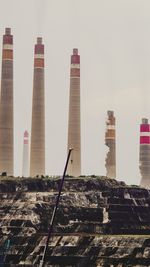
(22, 131), (29, 177)
(139, 118), (150, 188)
(1, 177), (150, 266)
(0, 28), (14, 176)
(105, 110), (116, 178)
(30, 38), (45, 177)
(67, 49), (81, 177)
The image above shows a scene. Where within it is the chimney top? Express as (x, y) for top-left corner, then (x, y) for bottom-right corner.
(142, 118), (148, 124)
(107, 110), (114, 117)
(5, 28), (11, 35)
(37, 37), (42, 44)
(24, 131), (29, 138)
(73, 48), (78, 55)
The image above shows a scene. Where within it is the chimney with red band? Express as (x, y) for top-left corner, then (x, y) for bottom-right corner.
(22, 131), (29, 177)
(67, 49), (81, 176)
(139, 118), (150, 188)
(30, 38), (45, 177)
(0, 28), (14, 176)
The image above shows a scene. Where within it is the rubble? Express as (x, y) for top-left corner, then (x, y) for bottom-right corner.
(0, 176), (150, 266)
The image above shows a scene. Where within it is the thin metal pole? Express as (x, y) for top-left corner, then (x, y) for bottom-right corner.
(39, 148), (73, 267)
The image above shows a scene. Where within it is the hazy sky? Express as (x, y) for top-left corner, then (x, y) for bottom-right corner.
(0, 0), (150, 185)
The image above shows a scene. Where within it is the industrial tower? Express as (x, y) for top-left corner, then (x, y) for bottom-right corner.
(105, 110), (116, 178)
(30, 38), (45, 177)
(139, 118), (150, 188)
(0, 28), (14, 176)
(22, 131), (29, 177)
(67, 49), (81, 177)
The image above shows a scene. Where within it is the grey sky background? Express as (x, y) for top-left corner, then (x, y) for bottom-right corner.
(0, 0), (150, 185)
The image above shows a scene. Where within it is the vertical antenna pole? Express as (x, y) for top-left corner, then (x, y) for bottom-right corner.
(39, 148), (73, 267)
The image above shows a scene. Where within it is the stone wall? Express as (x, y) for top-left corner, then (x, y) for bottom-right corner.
(0, 176), (150, 266)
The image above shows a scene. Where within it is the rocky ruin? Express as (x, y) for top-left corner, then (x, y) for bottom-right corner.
(0, 176), (150, 266)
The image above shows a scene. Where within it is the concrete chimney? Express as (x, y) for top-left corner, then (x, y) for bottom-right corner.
(22, 131), (29, 177)
(139, 118), (150, 188)
(67, 49), (81, 176)
(30, 37), (45, 177)
(105, 110), (116, 178)
(0, 28), (14, 176)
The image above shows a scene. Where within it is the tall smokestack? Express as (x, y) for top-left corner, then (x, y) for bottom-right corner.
(22, 131), (29, 177)
(30, 37), (45, 177)
(67, 49), (81, 177)
(105, 111), (116, 178)
(139, 118), (150, 188)
(0, 28), (14, 176)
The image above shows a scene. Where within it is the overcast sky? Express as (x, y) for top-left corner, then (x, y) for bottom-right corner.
(0, 0), (150, 185)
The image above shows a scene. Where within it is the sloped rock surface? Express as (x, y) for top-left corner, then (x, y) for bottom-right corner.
(0, 176), (150, 266)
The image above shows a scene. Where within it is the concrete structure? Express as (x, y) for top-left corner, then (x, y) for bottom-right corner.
(105, 111), (116, 178)
(67, 49), (81, 177)
(139, 118), (150, 188)
(0, 28), (14, 176)
(22, 131), (29, 177)
(30, 38), (45, 177)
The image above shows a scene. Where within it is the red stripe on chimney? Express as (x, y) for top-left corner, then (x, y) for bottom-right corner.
(140, 124), (150, 132)
(140, 136), (150, 144)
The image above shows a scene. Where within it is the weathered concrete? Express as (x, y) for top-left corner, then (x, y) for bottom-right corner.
(22, 131), (29, 177)
(67, 49), (81, 177)
(105, 111), (116, 179)
(139, 118), (150, 188)
(0, 28), (14, 176)
(0, 177), (150, 266)
(30, 37), (45, 177)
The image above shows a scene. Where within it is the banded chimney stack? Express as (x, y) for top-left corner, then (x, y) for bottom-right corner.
(0, 28), (14, 176)
(105, 111), (116, 178)
(22, 131), (29, 177)
(30, 37), (45, 177)
(139, 118), (150, 188)
(67, 49), (81, 176)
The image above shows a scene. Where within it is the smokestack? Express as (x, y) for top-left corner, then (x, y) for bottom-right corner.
(22, 131), (29, 177)
(139, 118), (150, 188)
(67, 49), (81, 176)
(30, 37), (45, 177)
(0, 28), (14, 176)
(105, 111), (116, 178)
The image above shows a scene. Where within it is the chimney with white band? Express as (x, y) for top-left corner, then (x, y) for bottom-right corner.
(67, 49), (81, 176)
(22, 131), (29, 177)
(105, 110), (116, 178)
(140, 118), (150, 188)
(30, 38), (45, 177)
(0, 28), (14, 176)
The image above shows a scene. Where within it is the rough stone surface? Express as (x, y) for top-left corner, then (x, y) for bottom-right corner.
(0, 176), (150, 266)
